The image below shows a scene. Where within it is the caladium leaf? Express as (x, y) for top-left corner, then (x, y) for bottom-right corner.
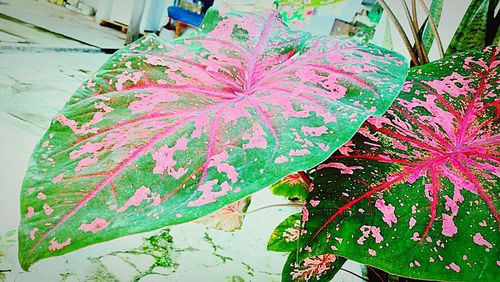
(296, 47), (500, 281)
(268, 213), (302, 252)
(18, 8), (408, 270)
(270, 173), (309, 201)
(194, 197), (251, 232)
(283, 251), (346, 282)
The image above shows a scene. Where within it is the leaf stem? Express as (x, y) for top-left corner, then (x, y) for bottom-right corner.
(297, 170), (312, 186)
(400, 0), (424, 65)
(378, 0), (420, 65)
(368, 266), (387, 282)
(246, 203), (303, 215)
(418, 0), (444, 58)
(340, 267), (369, 282)
(411, 0), (418, 28)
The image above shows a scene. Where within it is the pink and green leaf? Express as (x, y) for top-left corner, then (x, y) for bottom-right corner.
(270, 173), (309, 201)
(193, 197), (251, 232)
(18, 8), (408, 270)
(283, 251), (346, 282)
(296, 47), (500, 281)
(268, 213), (302, 252)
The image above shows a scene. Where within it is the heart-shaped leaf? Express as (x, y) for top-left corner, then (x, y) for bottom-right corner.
(18, 8), (407, 270)
(268, 213), (302, 252)
(194, 197), (251, 232)
(296, 47), (499, 281)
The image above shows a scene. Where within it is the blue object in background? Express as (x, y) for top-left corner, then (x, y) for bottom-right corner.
(167, 0), (215, 36)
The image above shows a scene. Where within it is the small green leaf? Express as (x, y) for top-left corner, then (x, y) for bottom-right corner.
(270, 173), (309, 201)
(268, 213), (302, 252)
(277, 0), (344, 9)
(5, 230), (16, 238)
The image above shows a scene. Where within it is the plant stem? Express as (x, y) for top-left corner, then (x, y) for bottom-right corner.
(411, 0), (418, 29)
(297, 170), (312, 186)
(378, 0), (420, 65)
(340, 267), (369, 281)
(418, 0), (444, 58)
(409, 0), (430, 63)
(368, 266), (388, 282)
(246, 203), (303, 215)
(400, 0), (424, 65)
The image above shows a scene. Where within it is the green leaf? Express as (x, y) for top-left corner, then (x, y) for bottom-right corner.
(296, 47), (500, 281)
(446, 0), (498, 56)
(5, 230), (16, 238)
(18, 8), (408, 270)
(422, 0), (443, 54)
(495, 28), (500, 46)
(282, 251), (346, 282)
(277, 0), (344, 9)
(382, 15), (393, 50)
(268, 213), (302, 252)
(270, 173), (309, 201)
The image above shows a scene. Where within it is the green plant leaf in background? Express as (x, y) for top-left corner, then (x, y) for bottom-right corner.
(277, 0), (344, 9)
(422, 0), (444, 54)
(295, 47), (499, 281)
(495, 27), (500, 45)
(270, 173), (309, 202)
(18, 8), (408, 270)
(383, 15), (393, 50)
(446, 0), (499, 56)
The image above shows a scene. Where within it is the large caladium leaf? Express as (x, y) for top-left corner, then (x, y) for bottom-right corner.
(18, 8), (408, 269)
(294, 47), (500, 281)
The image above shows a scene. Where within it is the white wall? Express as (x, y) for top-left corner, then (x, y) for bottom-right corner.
(81, 0), (100, 9)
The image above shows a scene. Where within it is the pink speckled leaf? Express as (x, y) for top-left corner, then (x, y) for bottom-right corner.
(283, 252), (346, 282)
(297, 47), (500, 281)
(268, 213), (302, 252)
(194, 197), (251, 232)
(18, 9), (407, 269)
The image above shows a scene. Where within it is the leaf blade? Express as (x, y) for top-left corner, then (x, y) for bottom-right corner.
(421, 0), (443, 54)
(18, 8), (408, 270)
(297, 47), (500, 281)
